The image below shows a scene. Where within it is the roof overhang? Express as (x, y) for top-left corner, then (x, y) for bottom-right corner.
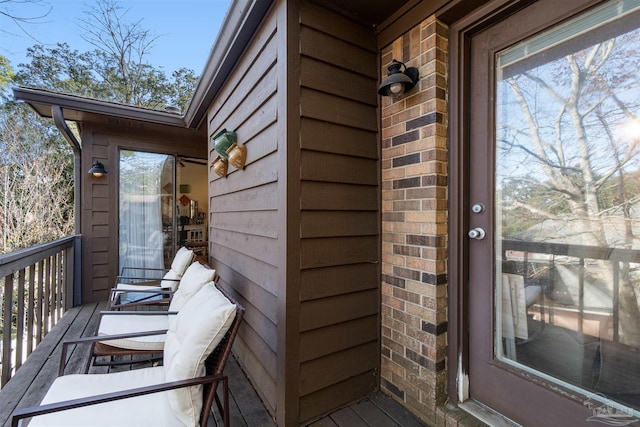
(12, 86), (187, 128)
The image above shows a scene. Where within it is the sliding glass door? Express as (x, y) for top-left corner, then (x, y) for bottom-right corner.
(119, 150), (175, 276)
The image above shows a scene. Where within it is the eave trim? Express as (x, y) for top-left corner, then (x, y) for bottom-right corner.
(184, 0), (275, 129)
(12, 86), (187, 127)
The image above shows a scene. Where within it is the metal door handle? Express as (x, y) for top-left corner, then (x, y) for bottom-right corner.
(468, 228), (486, 240)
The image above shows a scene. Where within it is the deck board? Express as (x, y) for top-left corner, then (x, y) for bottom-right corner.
(0, 303), (429, 427)
(368, 393), (430, 427)
(0, 303), (103, 427)
(351, 399), (401, 427)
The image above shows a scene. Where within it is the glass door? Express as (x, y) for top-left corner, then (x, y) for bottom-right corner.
(119, 150), (175, 276)
(467, 0), (640, 424)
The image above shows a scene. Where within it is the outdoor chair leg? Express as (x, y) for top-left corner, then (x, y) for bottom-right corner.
(213, 376), (229, 427)
(223, 377), (229, 427)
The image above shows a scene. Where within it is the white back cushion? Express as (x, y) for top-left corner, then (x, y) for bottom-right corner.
(171, 247), (194, 275)
(168, 262), (216, 311)
(163, 282), (236, 426)
(159, 247), (194, 290)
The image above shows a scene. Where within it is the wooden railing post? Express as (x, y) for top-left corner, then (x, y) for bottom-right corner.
(2, 274), (14, 387)
(27, 264), (35, 357)
(15, 270), (25, 372)
(65, 245), (74, 310)
(0, 237), (77, 388)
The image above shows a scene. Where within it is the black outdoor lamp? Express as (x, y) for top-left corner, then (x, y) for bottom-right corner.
(378, 59), (420, 98)
(88, 160), (107, 177)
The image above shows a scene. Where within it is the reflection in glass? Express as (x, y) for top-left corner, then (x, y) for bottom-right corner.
(495, 1), (640, 415)
(119, 150), (175, 277)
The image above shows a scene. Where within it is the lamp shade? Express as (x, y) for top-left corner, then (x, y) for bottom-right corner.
(213, 129), (237, 159)
(378, 60), (419, 97)
(88, 160), (107, 177)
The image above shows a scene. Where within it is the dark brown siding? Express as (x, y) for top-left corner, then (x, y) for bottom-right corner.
(206, 5), (280, 415)
(79, 122), (205, 303)
(206, 1), (379, 424)
(297, 1), (380, 423)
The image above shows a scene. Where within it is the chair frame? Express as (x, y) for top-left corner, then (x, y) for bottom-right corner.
(86, 310), (177, 369)
(98, 268), (222, 368)
(11, 282), (245, 427)
(108, 271), (219, 311)
(108, 288), (175, 310)
(109, 250), (198, 310)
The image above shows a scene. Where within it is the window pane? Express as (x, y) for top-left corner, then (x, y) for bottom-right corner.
(495, 1), (640, 416)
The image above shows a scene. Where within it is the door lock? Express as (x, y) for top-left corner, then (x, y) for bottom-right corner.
(471, 203), (485, 214)
(468, 227), (486, 240)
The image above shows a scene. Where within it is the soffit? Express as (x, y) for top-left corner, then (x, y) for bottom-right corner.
(313, 0), (415, 27)
(13, 86), (206, 137)
(13, 86), (183, 126)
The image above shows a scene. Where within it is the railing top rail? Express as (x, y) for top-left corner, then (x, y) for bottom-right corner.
(503, 239), (640, 263)
(0, 236), (78, 277)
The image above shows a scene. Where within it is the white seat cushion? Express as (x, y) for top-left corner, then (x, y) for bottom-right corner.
(164, 282), (236, 426)
(168, 262), (216, 311)
(29, 367), (182, 427)
(97, 314), (169, 351)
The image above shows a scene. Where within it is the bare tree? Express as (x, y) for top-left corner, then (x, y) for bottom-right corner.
(0, 0), (51, 40)
(0, 103), (73, 252)
(77, 0), (162, 106)
(499, 33), (640, 345)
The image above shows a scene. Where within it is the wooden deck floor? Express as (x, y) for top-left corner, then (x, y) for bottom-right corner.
(0, 303), (429, 427)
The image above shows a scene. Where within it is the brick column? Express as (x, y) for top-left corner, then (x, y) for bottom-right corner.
(380, 15), (449, 424)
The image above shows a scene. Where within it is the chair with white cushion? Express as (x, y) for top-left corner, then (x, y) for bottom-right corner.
(11, 281), (244, 427)
(110, 246), (195, 310)
(501, 273), (543, 360)
(92, 261), (217, 369)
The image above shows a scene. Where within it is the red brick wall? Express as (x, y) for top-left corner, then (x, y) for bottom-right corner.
(380, 15), (449, 424)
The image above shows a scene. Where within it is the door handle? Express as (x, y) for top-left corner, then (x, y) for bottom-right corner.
(468, 227), (486, 240)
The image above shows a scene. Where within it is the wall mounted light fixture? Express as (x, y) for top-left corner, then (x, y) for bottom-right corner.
(378, 59), (420, 98)
(212, 156), (228, 178)
(213, 129), (237, 159)
(226, 143), (247, 170)
(88, 160), (107, 177)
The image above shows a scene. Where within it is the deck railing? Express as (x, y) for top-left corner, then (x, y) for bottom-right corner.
(503, 239), (640, 342)
(0, 236), (79, 387)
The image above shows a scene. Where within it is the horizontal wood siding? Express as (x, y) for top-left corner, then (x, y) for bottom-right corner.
(297, 1), (380, 423)
(80, 123), (204, 303)
(206, 6), (280, 416)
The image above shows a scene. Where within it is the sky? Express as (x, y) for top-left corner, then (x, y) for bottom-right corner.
(0, 0), (232, 76)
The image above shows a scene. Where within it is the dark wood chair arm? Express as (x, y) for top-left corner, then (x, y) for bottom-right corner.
(99, 310), (178, 317)
(108, 288), (175, 310)
(120, 266), (169, 275)
(60, 330), (168, 375)
(63, 330), (168, 346)
(11, 374), (227, 427)
(109, 288), (174, 298)
(115, 276), (179, 284)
